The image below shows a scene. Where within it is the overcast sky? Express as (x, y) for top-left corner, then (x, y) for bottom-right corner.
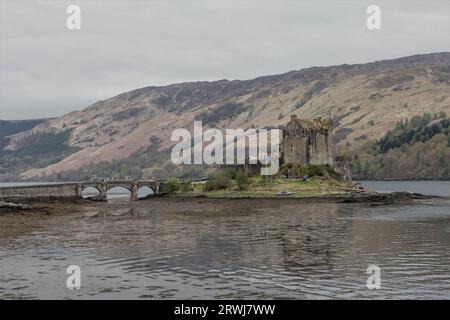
(0, 0), (449, 120)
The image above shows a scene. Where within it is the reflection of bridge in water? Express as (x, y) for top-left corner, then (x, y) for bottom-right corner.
(83, 207), (151, 218)
(0, 180), (167, 202)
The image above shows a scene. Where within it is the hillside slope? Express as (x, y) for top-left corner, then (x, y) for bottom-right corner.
(0, 118), (50, 149)
(1, 52), (449, 180)
(352, 113), (450, 179)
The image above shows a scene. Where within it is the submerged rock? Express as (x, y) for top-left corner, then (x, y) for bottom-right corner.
(340, 191), (439, 204)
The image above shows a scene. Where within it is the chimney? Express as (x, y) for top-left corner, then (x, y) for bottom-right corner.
(291, 114), (298, 122)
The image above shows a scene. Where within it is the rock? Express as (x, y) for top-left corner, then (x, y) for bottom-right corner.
(0, 201), (32, 211)
(276, 191), (295, 196)
(351, 182), (365, 190)
(340, 191), (440, 204)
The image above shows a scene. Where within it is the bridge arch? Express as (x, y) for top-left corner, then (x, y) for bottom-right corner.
(74, 180), (164, 201)
(106, 186), (132, 201)
(80, 186), (102, 199)
(137, 185), (155, 199)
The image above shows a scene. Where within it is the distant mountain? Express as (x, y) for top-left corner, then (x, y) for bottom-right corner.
(1, 52), (449, 180)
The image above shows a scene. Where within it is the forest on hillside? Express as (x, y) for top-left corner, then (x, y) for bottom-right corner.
(352, 113), (450, 179)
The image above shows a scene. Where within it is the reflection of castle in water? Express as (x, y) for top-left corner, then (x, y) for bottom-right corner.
(81, 203), (350, 274)
(75, 200), (450, 299)
(278, 203), (340, 272)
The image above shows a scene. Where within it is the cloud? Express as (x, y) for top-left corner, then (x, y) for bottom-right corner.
(0, 0), (449, 119)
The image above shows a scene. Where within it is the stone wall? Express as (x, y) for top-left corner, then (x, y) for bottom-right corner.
(308, 129), (334, 166)
(0, 183), (79, 200)
(335, 156), (352, 181)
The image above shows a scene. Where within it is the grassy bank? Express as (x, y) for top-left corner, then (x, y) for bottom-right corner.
(171, 176), (357, 198)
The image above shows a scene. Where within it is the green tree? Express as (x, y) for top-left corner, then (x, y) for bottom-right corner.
(166, 177), (181, 194)
(363, 161), (371, 177)
(354, 160), (361, 175)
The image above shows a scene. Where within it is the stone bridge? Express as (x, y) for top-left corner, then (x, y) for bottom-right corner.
(0, 180), (167, 201)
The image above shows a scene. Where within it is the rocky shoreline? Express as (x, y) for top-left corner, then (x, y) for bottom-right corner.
(167, 190), (441, 204)
(337, 190), (440, 205)
(0, 201), (32, 212)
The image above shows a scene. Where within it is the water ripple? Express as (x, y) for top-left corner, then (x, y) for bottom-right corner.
(0, 199), (449, 299)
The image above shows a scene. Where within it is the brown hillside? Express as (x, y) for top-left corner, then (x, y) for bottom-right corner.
(3, 52), (448, 179)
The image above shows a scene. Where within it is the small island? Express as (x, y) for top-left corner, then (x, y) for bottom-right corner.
(164, 164), (358, 198)
(160, 164), (435, 205)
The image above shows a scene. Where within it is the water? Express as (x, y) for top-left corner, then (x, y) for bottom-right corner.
(0, 181), (449, 299)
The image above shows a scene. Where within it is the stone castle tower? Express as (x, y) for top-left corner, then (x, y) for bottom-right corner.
(279, 115), (334, 166)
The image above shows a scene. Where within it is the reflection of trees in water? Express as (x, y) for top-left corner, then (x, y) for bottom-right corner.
(278, 202), (450, 279)
(343, 206), (450, 259)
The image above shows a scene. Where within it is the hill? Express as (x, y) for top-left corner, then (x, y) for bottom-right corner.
(1, 52), (449, 181)
(0, 118), (50, 150)
(352, 113), (450, 179)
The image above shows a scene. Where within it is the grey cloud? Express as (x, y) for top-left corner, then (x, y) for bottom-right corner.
(0, 0), (449, 119)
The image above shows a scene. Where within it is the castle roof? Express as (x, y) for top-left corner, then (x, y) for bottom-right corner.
(282, 115), (332, 131)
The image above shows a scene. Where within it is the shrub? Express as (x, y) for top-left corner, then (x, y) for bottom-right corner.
(235, 172), (249, 190)
(292, 165), (309, 177)
(307, 165), (326, 177)
(165, 177), (181, 194)
(215, 174), (231, 189)
(279, 164), (341, 179)
(180, 182), (193, 192)
(221, 169), (237, 180)
(203, 180), (216, 192)
(203, 173), (231, 191)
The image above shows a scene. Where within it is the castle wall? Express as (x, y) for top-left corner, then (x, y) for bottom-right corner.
(281, 128), (310, 165)
(280, 116), (334, 167)
(308, 130), (333, 166)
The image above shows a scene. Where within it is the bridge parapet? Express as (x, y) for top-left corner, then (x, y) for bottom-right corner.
(0, 183), (79, 200)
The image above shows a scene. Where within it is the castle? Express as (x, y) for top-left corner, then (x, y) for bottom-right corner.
(279, 115), (334, 167)
(218, 114), (351, 179)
